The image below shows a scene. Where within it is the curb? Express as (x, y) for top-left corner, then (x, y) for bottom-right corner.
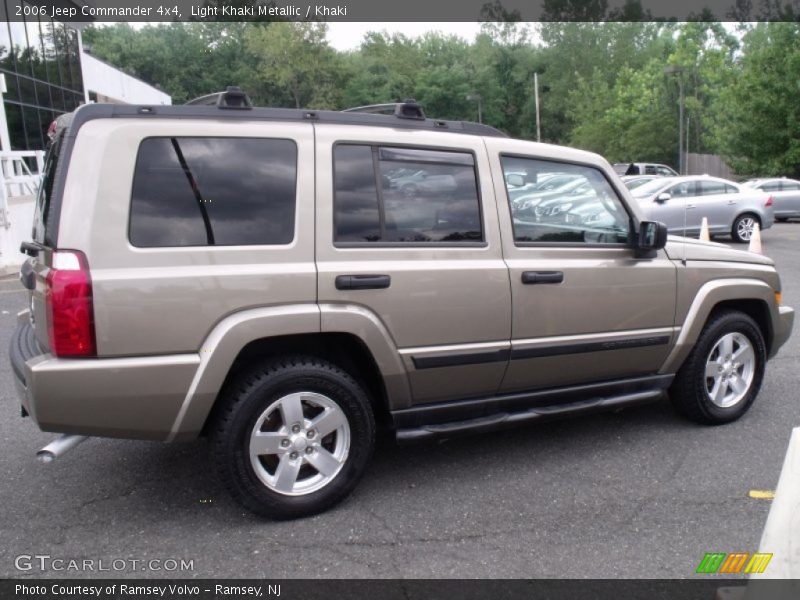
(750, 427), (800, 580)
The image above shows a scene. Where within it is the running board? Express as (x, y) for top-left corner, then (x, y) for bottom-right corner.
(395, 389), (665, 443)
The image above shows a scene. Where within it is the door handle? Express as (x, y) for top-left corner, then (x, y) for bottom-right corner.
(521, 271), (564, 285)
(727, 200), (736, 205)
(686, 204), (696, 209)
(335, 274), (391, 290)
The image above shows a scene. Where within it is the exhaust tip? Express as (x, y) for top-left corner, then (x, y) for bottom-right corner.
(36, 451), (55, 464)
(36, 434), (88, 463)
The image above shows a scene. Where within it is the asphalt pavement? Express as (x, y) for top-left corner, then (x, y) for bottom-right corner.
(1, 224), (799, 579)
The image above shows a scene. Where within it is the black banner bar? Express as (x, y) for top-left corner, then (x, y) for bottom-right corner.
(1, 0), (799, 23)
(2, 580), (800, 600)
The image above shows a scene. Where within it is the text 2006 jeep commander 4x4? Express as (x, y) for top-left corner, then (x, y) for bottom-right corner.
(10, 90), (794, 518)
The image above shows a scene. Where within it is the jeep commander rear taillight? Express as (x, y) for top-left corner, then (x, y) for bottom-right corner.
(46, 250), (96, 357)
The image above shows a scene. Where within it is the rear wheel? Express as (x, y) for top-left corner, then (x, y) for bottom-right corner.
(211, 356), (375, 519)
(669, 310), (766, 424)
(731, 213), (759, 243)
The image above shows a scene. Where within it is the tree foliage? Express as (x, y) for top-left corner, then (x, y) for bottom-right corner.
(82, 19), (800, 176)
(711, 23), (800, 176)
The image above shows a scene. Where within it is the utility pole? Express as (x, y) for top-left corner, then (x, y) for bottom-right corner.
(664, 65), (685, 175)
(534, 72), (541, 142)
(466, 93), (482, 124)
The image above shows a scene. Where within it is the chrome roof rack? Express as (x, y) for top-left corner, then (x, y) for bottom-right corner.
(343, 99), (426, 121)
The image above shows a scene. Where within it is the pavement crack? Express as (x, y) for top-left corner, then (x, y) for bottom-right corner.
(78, 487), (136, 508)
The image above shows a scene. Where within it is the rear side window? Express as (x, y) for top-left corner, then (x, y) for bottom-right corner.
(333, 144), (482, 243)
(698, 180), (727, 195)
(782, 181), (800, 191)
(760, 181), (781, 192)
(129, 137), (297, 247)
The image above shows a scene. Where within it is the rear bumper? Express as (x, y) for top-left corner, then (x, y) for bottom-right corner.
(9, 315), (200, 441)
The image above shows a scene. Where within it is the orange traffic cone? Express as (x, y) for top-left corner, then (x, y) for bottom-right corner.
(699, 217), (710, 242)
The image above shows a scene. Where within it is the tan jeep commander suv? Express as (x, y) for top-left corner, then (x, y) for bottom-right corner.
(10, 90), (794, 518)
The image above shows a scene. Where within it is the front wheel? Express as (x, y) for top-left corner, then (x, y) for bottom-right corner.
(669, 310), (766, 424)
(731, 213), (760, 243)
(210, 356), (375, 519)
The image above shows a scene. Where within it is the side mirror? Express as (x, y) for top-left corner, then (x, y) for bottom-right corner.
(636, 221), (668, 258)
(655, 192), (671, 203)
(506, 174), (525, 188)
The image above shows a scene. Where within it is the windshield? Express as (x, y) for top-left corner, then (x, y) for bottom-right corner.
(631, 177), (674, 198)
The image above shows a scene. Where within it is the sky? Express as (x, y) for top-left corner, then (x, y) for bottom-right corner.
(325, 22), (485, 51)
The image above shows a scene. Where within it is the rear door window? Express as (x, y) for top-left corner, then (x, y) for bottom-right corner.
(333, 144), (483, 243)
(129, 137), (297, 247)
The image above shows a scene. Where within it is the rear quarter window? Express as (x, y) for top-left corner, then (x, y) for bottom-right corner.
(129, 137), (297, 247)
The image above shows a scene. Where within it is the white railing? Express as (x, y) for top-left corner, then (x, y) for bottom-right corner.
(1, 150), (44, 198)
(0, 150), (43, 269)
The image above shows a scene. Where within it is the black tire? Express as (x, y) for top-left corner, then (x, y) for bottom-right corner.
(210, 355), (375, 519)
(669, 310), (766, 425)
(731, 213), (760, 243)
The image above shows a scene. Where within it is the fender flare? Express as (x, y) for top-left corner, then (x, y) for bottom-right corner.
(660, 278), (777, 375)
(167, 303), (411, 440)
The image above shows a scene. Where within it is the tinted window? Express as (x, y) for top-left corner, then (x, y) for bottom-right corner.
(332, 145), (381, 242)
(656, 166), (675, 176)
(333, 144), (482, 243)
(698, 180), (727, 195)
(782, 181), (800, 191)
(761, 181), (781, 192)
(644, 165), (657, 175)
(724, 184), (738, 194)
(130, 137), (297, 247)
(669, 181), (696, 197)
(501, 156), (631, 244)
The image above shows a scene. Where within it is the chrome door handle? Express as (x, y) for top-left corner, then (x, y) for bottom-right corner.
(686, 204), (696, 209)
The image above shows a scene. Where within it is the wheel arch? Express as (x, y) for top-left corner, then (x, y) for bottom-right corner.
(661, 278), (778, 374)
(205, 332), (393, 434)
(168, 304), (411, 441)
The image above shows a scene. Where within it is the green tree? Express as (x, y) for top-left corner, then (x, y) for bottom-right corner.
(711, 23), (800, 176)
(244, 22), (343, 109)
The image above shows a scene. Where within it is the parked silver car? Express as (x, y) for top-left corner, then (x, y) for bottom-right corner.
(630, 176), (774, 243)
(742, 178), (800, 222)
(622, 175), (660, 190)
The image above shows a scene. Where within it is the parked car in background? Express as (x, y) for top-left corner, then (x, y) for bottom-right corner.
(622, 175), (660, 190)
(742, 178), (800, 222)
(613, 162), (678, 177)
(512, 176), (589, 215)
(629, 176), (774, 243)
(389, 168), (457, 197)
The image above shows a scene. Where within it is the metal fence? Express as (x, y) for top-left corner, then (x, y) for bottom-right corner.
(686, 153), (737, 180)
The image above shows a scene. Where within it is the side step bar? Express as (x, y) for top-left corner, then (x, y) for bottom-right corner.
(395, 386), (668, 443)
